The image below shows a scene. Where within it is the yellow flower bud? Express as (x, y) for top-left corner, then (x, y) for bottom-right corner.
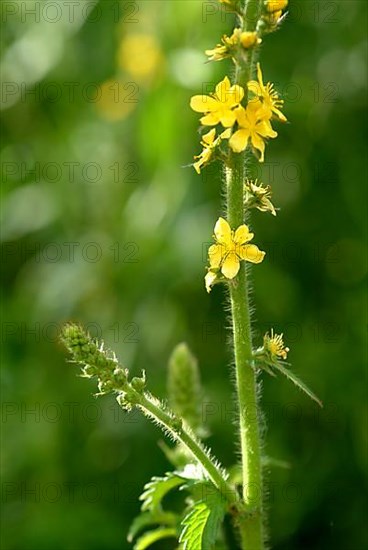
(266, 0), (288, 12)
(240, 31), (262, 49)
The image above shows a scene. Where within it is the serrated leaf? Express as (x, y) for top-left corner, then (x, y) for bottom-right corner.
(140, 474), (185, 512)
(272, 361), (323, 407)
(133, 527), (177, 550)
(179, 486), (226, 550)
(128, 511), (178, 542)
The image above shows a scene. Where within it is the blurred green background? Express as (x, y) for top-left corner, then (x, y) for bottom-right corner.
(1, 0), (367, 548)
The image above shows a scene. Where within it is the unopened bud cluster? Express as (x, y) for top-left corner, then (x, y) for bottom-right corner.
(60, 324), (143, 406)
(168, 343), (204, 436)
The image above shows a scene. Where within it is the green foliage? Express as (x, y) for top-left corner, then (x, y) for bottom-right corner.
(133, 528), (177, 550)
(269, 360), (323, 408)
(2, 0), (366, 548)
(62, 324), (235, 547)
(130, 467), (229, 549)
(179, 487), (226, 550)
(255, 351), (323, 407)
(140, 474), (186, 513)
(128, 511), (178, 543)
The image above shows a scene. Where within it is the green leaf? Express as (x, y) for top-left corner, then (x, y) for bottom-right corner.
(179, 485), (226, 550)
(140, 474), (185, 512)
(128, 511), (178, 542)
(133, 527), (177, 550)
(273, 361), (323, 407)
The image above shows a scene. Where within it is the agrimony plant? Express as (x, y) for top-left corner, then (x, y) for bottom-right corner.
(61, 1), (322, 548)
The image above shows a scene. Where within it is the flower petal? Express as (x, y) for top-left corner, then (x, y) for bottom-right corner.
(250, 132), (266, 162)
(193, 160), (202, 174)
(247, 80), (262, 97)
(200, 112), (221, 126)
(240, 244), (265, 264)
(215, 76), (231, 101)
(219, 109), (237, 128)
(234, 224), (253, 245)
(214, 217), (232, 245)
(190, 95), (219, 113)
(256, 63), (264, 89)
(229, 129), (250, 153)
(234, 105), (248, 126)
(257, 120), (278, 138)
(208, 244), (223, 268)
(221, 252), (240, 279)
(202, 128), (217, 145)
(273, 106), (287, 122)
(247, 98), (266, 118)
(220, 128), (232, 139)
(227, 84), (244, 106)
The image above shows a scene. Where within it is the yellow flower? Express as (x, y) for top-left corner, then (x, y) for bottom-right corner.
(248, 63), (287, 122)
(205, 44), (229, 62)
(240, 31), (262, 49)
(206, 29), (261, 61)
(264, 330), (289, 360)
(265, 0), (288, 12)
(262, 8), (285, 32)
(208, 217), (265, 281)
(205, 29), (240, 61)
(193, 128), (231, 174)
(271, 10), (283, 23)
(229, 100), (277, 162)
(244, 179), (277, 216)
(190, 76), (244, 128)
(224, 29), (242, 47)
(193, 130), (215, 174)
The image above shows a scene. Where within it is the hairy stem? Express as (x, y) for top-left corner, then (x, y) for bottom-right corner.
(227, 163), (264, 549)
(61, 324), (240, 510)
(120, 389), (240, 507)
(227, 0), (265, 548)
(244, 0), (262, 32)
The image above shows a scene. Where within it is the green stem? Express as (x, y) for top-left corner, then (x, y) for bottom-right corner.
(227, 163), (264, 549)
(243, 0), (262, 32)
(122, 390), (240, 507)
(227, 0), (265, 548)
